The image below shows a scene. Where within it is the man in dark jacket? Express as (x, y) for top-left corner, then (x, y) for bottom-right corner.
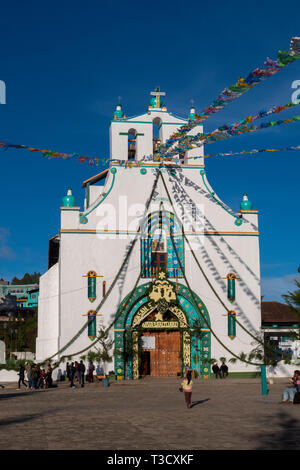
(78, 361), (86, 388)
(212, 363), (221, 379)
(220, 362), (229, 378)
(17, 364), (28, 389)
(70, 362), (76, 388)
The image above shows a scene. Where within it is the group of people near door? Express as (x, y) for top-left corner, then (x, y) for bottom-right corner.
(66, 360), (96, 388)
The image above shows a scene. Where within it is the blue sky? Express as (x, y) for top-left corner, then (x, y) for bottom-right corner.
(0, 0), (299, 301)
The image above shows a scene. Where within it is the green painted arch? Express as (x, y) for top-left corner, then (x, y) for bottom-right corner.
(114, 281), (210, 330)
(114, 281), (211, 379)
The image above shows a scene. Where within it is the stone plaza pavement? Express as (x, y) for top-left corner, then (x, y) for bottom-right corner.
(0, 377), (299, 450)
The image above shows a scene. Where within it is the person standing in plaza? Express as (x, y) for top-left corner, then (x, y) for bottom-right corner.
(74, 361), (79, 382)
(35, 365), (42, 388)
(69, 362), (76, 388)
(87, 360), (95, 383)
(17, 363), (27, 390)
(29, 364), (37, 390)
(66, 362), (71, 382)
(220, 362), (229, 378)
(46, 365), (53, 388)
(25, 362), (31, 383)
(212, 362), (221, 379)
(78, 360), (86, 388)
(181, 370), (193, 409)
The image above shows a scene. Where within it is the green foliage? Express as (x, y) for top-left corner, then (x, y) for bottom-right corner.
(0, 357), (33, 371)
(87, 351), (97, 362)
(206, 358), (217, 365)
(0, 309), (37, 355)
(228, 357), (238, 364)
(90, 329), (114, 364)
(11, 272), (41, 285)
(219, 357), (227, 363)
(17, 308), (38, 352)
(282, 279), (300, 341)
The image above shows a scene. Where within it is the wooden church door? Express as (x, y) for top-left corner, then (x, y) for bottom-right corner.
(141, 331), (181, 377)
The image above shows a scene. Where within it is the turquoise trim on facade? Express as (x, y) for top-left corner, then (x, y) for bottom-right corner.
(60, 207), (80, 211)
(80, 171), (116, 224)
(200, 170), (243, 226)
(113, 281), (211, 379)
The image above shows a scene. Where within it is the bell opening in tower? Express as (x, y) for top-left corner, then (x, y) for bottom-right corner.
(128, 128), (136, 161)
(152, 117), (162, 159)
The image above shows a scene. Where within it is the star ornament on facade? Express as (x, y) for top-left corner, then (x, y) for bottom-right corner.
(154, 312), (164, 321)
(158, 271), (166, 280)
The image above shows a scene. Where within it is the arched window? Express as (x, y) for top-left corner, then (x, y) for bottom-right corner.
(141, 210), (184, 278)
(128, 128), (137, 161)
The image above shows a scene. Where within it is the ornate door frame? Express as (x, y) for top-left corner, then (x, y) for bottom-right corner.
(114, 273), (211, 379)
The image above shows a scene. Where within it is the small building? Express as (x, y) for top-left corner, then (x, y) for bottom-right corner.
(261, 301), (300, 361)
(0, 284), (39, 308)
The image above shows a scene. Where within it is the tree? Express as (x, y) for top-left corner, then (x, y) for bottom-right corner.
(11, 272), (41, 285)
(93, 329), (114, 373)
(282, 279), (300, 341)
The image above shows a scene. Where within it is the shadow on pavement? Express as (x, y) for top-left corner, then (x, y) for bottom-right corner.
(254, 411), (300, 449)
(190, 398), (210, 408)
(0, 413), (42, 427)
(0, 389), (53, 401)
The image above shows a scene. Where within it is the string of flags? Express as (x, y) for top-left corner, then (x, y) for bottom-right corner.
(0, 37), (299, 168)
(159, 37), (300, 155)
(151, 101), (300, 158)
(0, 141), (109, 166)
(0, 139), (300, 168)
(189, 144), (300, 161)
(1, 104), (299, 165)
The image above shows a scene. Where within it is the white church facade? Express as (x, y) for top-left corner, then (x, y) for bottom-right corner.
(36, 90), (261, 378)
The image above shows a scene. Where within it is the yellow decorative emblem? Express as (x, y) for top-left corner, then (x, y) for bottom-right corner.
(154, 312), (164, 321)
(148, 270), (177, 313)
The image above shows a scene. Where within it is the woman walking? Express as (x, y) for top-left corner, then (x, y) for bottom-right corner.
(17, 364), (28, 390)
(181, 370), (193, 409)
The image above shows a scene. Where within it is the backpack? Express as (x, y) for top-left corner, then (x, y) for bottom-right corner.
(293, 391), (300, 404)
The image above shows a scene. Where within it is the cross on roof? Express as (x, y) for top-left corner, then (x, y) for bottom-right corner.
(150, 87), (166, 108)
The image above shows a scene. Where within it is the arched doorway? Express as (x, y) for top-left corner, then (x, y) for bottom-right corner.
(113, 272), (211, 379)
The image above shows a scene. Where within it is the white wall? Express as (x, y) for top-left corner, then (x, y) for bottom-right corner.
(36, 263), (60, 362)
